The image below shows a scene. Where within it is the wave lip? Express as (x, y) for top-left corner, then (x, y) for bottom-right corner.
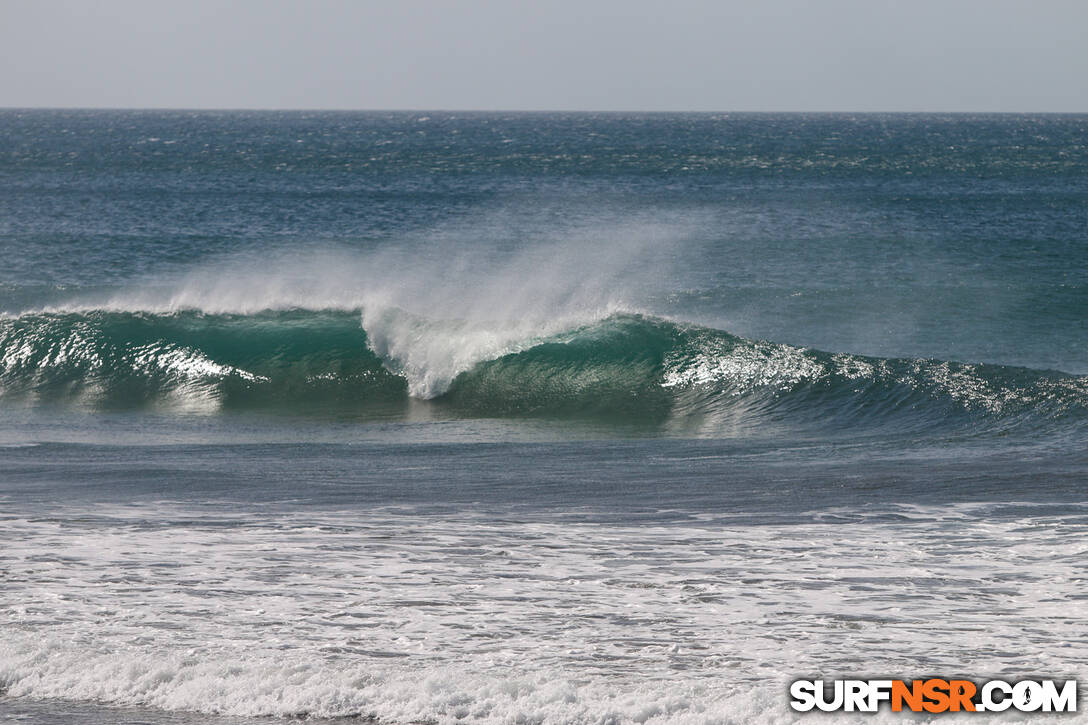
(1, 308), (1084, 435)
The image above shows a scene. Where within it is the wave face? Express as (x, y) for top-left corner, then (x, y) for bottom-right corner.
(0, 309), (404, 411)
(2, 308), (1084, 436)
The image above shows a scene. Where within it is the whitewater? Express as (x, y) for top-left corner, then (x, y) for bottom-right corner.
(4, 504), (1087, 724)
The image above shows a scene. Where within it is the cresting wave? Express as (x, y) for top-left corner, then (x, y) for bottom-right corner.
(1, 307), (1085, 434)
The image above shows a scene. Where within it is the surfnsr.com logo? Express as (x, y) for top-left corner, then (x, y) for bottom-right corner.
(790, 679), (1077, 713)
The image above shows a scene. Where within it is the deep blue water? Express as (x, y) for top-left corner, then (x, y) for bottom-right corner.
(0, 111), (1085, 723)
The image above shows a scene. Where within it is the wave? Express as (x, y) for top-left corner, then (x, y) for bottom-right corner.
(1, 308), (1084, 434)
(1, 633), (780, 724)
(0, 309), (405, 412)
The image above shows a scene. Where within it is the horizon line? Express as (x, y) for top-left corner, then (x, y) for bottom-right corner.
(3, 106), (1087, 115)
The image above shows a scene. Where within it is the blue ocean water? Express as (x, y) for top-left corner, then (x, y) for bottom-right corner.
(1, 111), (1086, 723)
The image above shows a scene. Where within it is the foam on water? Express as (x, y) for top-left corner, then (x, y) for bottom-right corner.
(2, 505), (1086, 722)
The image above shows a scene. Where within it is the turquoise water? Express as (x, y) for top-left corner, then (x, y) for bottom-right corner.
(1, 111), (1086, 723)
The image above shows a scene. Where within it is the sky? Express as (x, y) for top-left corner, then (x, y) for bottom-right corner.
(2, 0), (1087, 112)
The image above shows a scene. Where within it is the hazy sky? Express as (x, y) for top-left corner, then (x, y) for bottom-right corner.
(2, 0), (1087, 111)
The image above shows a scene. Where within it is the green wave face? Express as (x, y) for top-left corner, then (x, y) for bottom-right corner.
(0, 310), (405, 411)
(1, 309), (1085, 436)
(442, 316), (684, 421)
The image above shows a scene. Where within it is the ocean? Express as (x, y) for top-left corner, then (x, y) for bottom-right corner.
(0, 110), (1085, 723)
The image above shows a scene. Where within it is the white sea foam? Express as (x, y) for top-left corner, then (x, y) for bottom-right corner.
(662, 332), (825, 393)
(1, 640), (783, 723)
(2, 505), (1086, 722)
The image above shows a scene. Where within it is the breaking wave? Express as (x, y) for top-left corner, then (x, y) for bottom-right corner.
(1, 308), (1084, 435)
